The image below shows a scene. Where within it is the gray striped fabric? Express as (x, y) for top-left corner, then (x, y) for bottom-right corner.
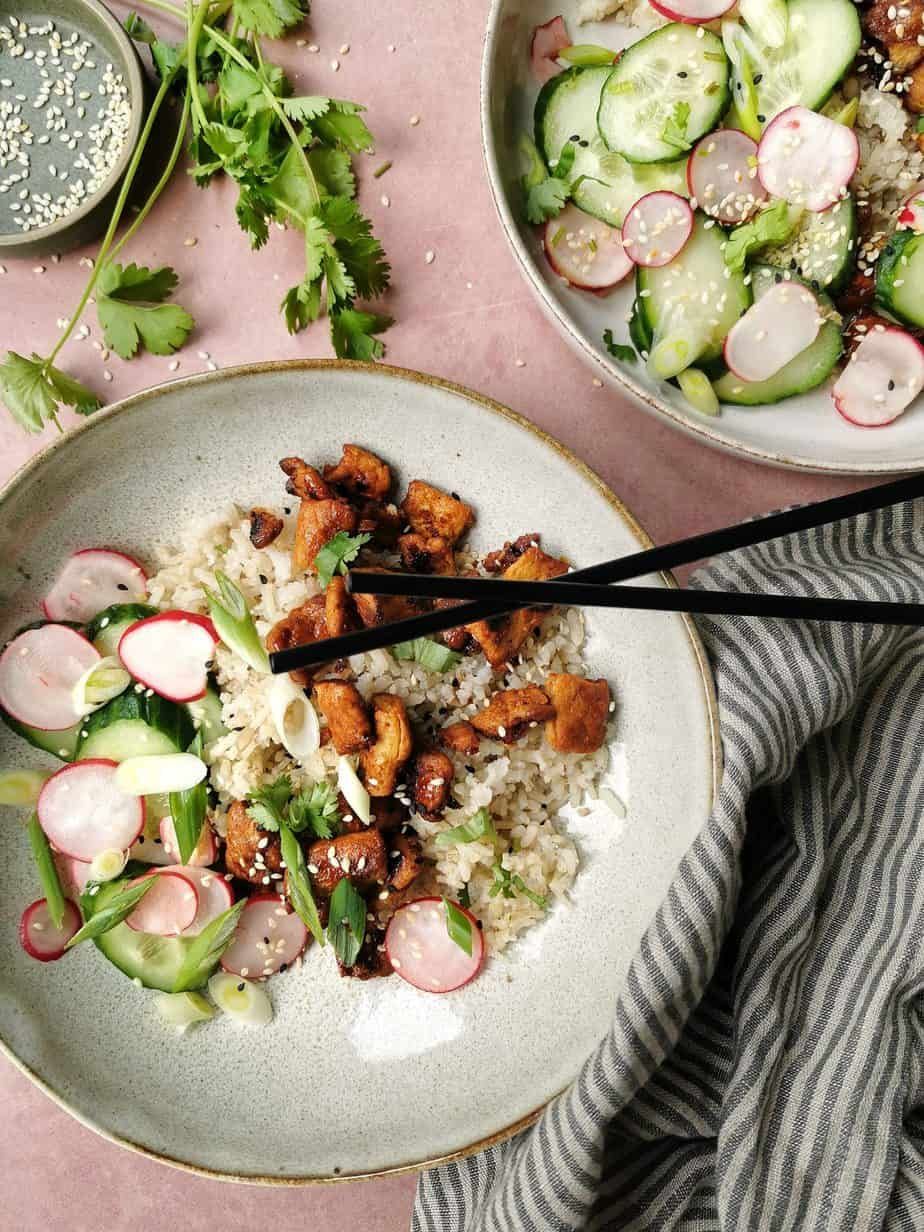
(414, 501), (924, 1232)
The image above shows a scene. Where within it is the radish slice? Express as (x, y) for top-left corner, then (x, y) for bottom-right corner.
(544, 204), (635, 289)
(757, 106), (859, 213)
(687, 130), (767, 224)
(54, 853), (93, 896)
(118, 612), (217, 703)
(649, 0), (734, 21)
(126, 870), (199, 936)
(42, 549), (147, 623)
(621, 192), (694, 268)
(37, 759), (145, 861)
(530, 15), (569, 84)
(899, 184), (924, 234)
(724, 281), (823, 382)
(114, 753), (207, 796)
(19, 897), (81, 962)
(0, 624), (99, 731)
(833, 327), (924, 428)
(220, 893), (308, 978)
(160, 816), (218, 867)
(385, 897), (485, 993)
(171, 864), (234, 936)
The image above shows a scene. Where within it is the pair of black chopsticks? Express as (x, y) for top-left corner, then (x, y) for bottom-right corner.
(267, 472), (924, 676)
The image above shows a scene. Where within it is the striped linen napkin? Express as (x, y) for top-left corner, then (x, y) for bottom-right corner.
(414, 500), (924, 1231)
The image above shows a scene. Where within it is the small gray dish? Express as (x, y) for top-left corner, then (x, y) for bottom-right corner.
(0, 0), (145, 258)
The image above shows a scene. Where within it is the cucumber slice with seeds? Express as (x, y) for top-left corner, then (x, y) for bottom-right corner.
(876, 230), (924, 330)
(86, 602), (157, 659)
(598, 24), (730, 165)
(765, 197), (857, 294)
(76, 690), (195, 761)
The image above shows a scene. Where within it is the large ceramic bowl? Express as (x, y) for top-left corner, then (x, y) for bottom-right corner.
(481, 0), (924, 474)
(0, 361), (720, 1181)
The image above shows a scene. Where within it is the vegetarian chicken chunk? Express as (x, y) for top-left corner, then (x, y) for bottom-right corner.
(338, 792), (410, 833)
(352, 567), (425, 628)
(387, 832), (425, 891)
(400, 480), (474, 544)
(306, 830), (388, 896)
(398, 533), (456, 575)
(249, 507), (284, 549)
(279, 456), (333, 500)
(466, 546), (569, 668)
(313, 680), (372, 754)
(471, 685), (555, 744)
(323, 444), (393, 502)
(356, 499), (404, 546)
(440, 720), (481, 757)
(292, 497), (358, 573)
(266, 595), (329, 686)
(361, 693), (414, 796)
(337, 926), (393, 980)
(544, 674), (611, 754)
(409, 748), (454, 819)
(325, 574), (357, 638)
(225, 799), (283, 885)
(483, 533), (541, 573)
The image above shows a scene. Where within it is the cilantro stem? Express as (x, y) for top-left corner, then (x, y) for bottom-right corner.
(187, 0), (212, 135)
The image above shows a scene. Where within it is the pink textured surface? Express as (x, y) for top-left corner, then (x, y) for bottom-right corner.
(0, 0), (866, 1228)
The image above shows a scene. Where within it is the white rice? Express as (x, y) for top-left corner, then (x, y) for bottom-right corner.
(147, 509), (610, 952)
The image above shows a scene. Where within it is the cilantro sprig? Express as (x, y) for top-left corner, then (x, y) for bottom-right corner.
(521, 134), (578, 225)
(247, 773), (340, 839)
(314, 530), (372, 589)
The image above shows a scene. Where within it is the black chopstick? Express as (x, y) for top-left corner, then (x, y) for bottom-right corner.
(268, 471), (924, 673)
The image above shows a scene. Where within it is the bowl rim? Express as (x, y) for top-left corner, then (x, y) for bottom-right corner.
(0, 358), (722, 1184)
(478, 0), (924, 476)
(0, 0), (146, 251)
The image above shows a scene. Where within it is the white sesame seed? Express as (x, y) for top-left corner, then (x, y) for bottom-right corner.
(424, 249), (435, 264)
(409, 114), (420, 126)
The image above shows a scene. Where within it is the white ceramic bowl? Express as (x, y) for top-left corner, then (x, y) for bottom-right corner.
(0, 361), (720, 1181)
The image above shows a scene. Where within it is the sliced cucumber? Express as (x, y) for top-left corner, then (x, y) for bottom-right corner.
(638, 214), (751, 379)
(77, 690), (195, 761)
(186, 682), (226, 747)
(713, 265), (844, 404)
(85, 602), (157, 659)
(0, 713), (81, 760)
(761, 197), (856, 294)
(90, 881), (189, 991)
(536, 65), (689, 226)
(749, 0), (861, 126)
(598, 24), (730, 165)
(876, 230), (924, 329)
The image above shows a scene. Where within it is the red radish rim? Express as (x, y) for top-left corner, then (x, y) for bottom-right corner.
(621, 192), (694, 268)
(219, 891), (308, 978)
(833, 394), (902, 429)
(126, 869), (200, 935)
(648, 0), (735, 23)
(41, 548), (149, 621)
(543, 213), (635, 290)
(19, 897), (81, 962)
(0, 624), (100, 730)
(384, 896), (485, 994)
(37, 758), (146, 860)
(832, 326), (924, 428)
(118, 611), (218, 703)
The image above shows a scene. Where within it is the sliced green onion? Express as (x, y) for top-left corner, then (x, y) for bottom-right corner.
(154, 990), (215, 1030)
(208, 973), (272, 1025)
(0, 768), (49, 807)
(27, 813), (65, 930)
(88, 848), (129, 883)
(269, 673), (320, 760)
(169, 730), (208, 864)
(337, 755), (371, 825)
(558, 43), (616, 67)
(917, 117), (924, 135)
(328, 877), (366, 966)
(114, 752), (207, 796)
(391, 636), (462, 673)
(204, 571), (270, 673)
(373, 160), (392, 178)
(826, 97), (859, 129)
(69, 877), (154, 948)
(722, 22), (761, 141)
(442, 896), (473, 956)
(677, 368), (721, 418)
(435, 807), (497, 846)
(72, 655), (131, 717)
(280, 826), (325, 946)
(171, 900), (247, 990)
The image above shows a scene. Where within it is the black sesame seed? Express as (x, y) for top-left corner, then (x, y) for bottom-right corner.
(889, 379), (896, 391)
(259, 573), (268, 584)
(117, 583), (128, 591)
(280, 962), (288, 972)
(774, 272), (783, 284)
(677, 70), (688, 78)
(754, 73), (763, 83)
(757, 114), (766, 123)
(789, 259), (797, 270)
(263, 936), (270, 944)
(284, 507), (292, 515)
(237, 982), (245, 992)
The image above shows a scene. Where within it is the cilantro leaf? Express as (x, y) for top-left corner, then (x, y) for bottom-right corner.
(0, 351), (101, 433)
(232, 0), (308, 39)
(312, 101), (374, 153)
(236, 182), (273, 249)
(314, 530), (372, 588)
(330, 308), (393, 361)
(246, 774), (293, 832)
(280, 95), (331, 123)
(661, 101), (692, 152)
(435, 808), (497, 846)
(521, 133), (576, 223)
(391, 637), (462, 673)
(287, 781), (341, 838)
(96, 262), (194, 360)
(603, 329), (637, 364)
(281, 278), (323, 333)
(307, 147), (355, 199)
(526, 176), (570, 224)
(321, 197), (390, 298)
(724, 199), (796, 273)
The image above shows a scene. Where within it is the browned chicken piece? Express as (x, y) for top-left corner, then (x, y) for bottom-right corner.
(338, 792), (410, 833)
(292, 496), (358, 573)
(323, 444), (393, 502)
(909, 63), (924, 112)
(544, 674), (611, 754)
(466, 546), (569, 668)
(313, 680), (372, 754)
(400, 480), (475, 545)
(306, 829), (388, 896)
(224, 799), (284, 885)
(471, 685), (556, 744)
(440, 609), (476, 653)
(356, 500), (404, 546)
(324, 574), (357, 638)
(266, 595), (329, 686)
(835, 268), (877, 317)
(387, 832), (425, 892)
(891, 40), (924, 72)
(353, 567), (426, 628)
(249, 507), (284, 549)
(398, 533), (456, 575)
(337, 925), (393, 980)
(361, 693), (414, 796)
(279, 456), (333, 500)
(409, 748), (454, 819)
(863, 0), (924, 48)
(483, 533), (541, 573)
(440, 720), (481, 757)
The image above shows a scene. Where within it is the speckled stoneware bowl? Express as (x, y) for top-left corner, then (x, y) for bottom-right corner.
(0, 0), (144, 258)
(0, 361), (720, 1182)
(481, 0), (924, 474)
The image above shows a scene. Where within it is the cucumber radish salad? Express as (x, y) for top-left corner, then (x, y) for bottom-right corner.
(524, 0), (924, 426)
(0, 445), (617, 1031)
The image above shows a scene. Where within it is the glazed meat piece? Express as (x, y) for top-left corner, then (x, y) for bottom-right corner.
(313, 680), (372, 754)
(356, 500), (404, 546)
(224, 799), (284, 885)
(863, 0), (924, 50)
(338, 792), (410, 833)
(266, 595), (329, 686)
(249, 507), (284, 549)
(544, 674), (611, 754)
(466, 546), (569, 668)
(337, 925), (393, 980)
(398, 533), (456, 575)
(292, 497), (358, 573)
(325, 574), (357, 638)
(360, 694), (414, 796)
(440, 720), (481, 757)
(387, 832), (425, 892)
(909, 64), (924, 113)
(353, 567), (426, 628)
(400, 480), (475, 545)
(483, 533), (541, 573)
(323, 444), (393, 502)
(836, 268), (877, 317)
(844, 315), (894, 358)
(471, 685), (555, 744)
(279, 456), (333, 500)
(306, 829), (388, 896)
(409, 748), (454, 819)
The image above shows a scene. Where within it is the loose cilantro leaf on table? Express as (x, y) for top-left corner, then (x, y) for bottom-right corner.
(0, 352), (101, 433)
(96, 262), (194, 360)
